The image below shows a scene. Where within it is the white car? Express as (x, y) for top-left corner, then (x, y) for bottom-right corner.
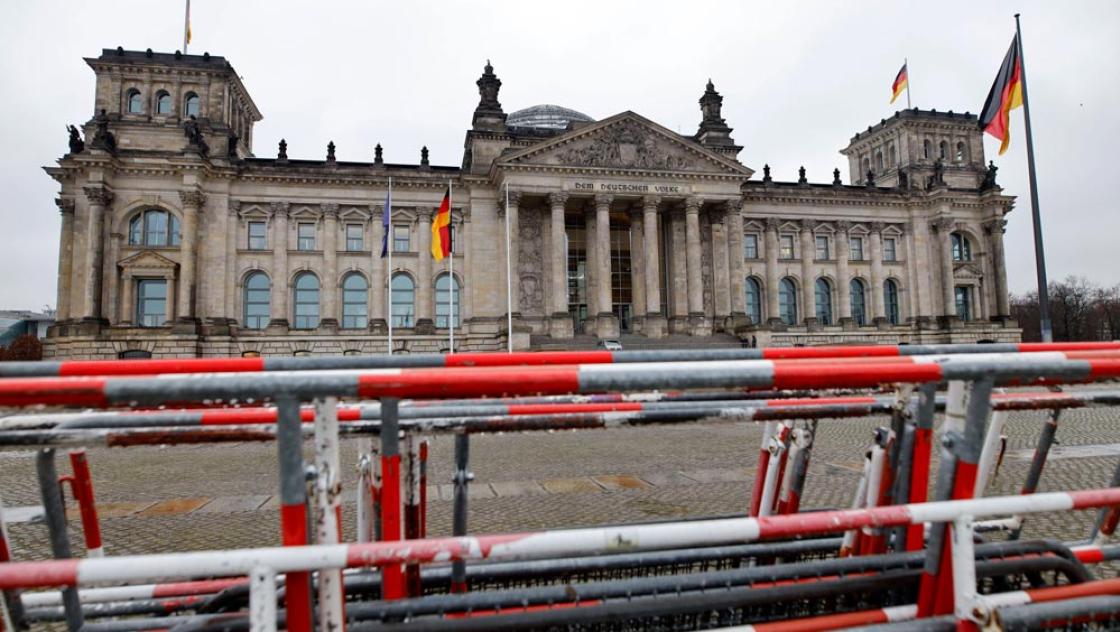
(597, 339), (623, 351)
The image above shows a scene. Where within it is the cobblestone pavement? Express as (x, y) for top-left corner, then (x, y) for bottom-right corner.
(5, 390), (1120, 569)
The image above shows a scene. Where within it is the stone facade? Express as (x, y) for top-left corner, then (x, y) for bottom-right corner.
(43, 49), (1019, 359)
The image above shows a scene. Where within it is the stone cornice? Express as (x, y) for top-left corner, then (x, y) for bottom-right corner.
(494, 162), (747, 184)
(83, 186), (114, 206)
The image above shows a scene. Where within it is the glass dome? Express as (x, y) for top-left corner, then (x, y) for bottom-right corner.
(507, 104), (595, 130)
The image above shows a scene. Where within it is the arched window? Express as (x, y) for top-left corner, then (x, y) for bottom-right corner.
(127, 89), (143, 114)
(888, 144), (897, 167)
(435, 273), (461, 328)
(939, 140), (948, 160)
(951, 232), (972, 262)
(156, 91), (172, 115)
(850, 279), (867, 326)
(243, 272), (270, 330)
(391, 273), (415, 328)
(293, 273), (320, 329)
(341, 273), (368, 329)
(779, 277), (798, 325)
(745, 277), (763, 325)
(814, 278), (833, 326)
(923, 139), (931, 159)
(128, 210), (181, 246)
(955, 141), (967, 162)
(884, 279), (900, 325)
(874, 151), (884, 173)
(184, 93), (200, 118)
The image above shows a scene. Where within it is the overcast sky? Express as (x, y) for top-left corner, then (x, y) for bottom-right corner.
(1, 0), (1117, 310)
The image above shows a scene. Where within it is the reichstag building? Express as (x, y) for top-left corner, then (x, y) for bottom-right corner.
(44, 48), (1019, 358)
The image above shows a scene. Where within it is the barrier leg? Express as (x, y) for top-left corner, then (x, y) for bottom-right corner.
(840, 452), (872, 558)
(372, 443), (382, 542)
(907, 383), (938, 551)
(356, 438), (374, 543)
(249, 566), (277, 632)
(859, 442), (886, 556)
(420, 440), (429, 539)
(312, 397), (344, 632)
(1011, 409), (1059, 541)
(403, 433), (422, 597)
(36, 449), (82, 632)
(1092, 459), (1120, 545)
(951, 515), (981, 632)
(749, 421), (776, 517)
(379, 397), (404, 600)
(450, 430), (471, 593)
(974, 410), (1007, 497)
(275, 396), (311, 632)
(757, 425), (788, 518)
(66, 450), (103, 558)
(0, 493), (24, 632)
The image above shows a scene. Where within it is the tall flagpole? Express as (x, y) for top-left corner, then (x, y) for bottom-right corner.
(183, 0), (191, 54)
(504, 183), (513, 353)
(1015, 13), (1052, 343)
(387, 177), (393, 355)
(905, 57), (912, 109)
(448, 180), (455, 354)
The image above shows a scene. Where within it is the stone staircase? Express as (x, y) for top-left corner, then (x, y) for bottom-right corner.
(530, 332), (745, 351)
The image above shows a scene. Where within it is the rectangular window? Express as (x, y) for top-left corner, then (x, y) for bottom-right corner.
(779, 234), (795, 260)
(346, 224), (364, 251)
(393, 225), (410, 252)
(248, 221), (267, 250)
(849, 236), (865, 261)
(297, 223), (316, 251)
(815, 235), (830, 260)
(136, 279), (167, 327)
(883, 237), (897, 262)
(744, 234), (759, 259)
(955, 286), (972, 321)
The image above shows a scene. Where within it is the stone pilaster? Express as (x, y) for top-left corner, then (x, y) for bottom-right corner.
(104, 232), (121, 324)
(503, 191), (522, 320)
(836, 220), (853, 328)
(81, 186), (112, 325)
(593, 194), (618, 338)
(583, 204), (598, 318)
(175, 189), (206, 330)
(548, 192), (572, 338)
(642, 195), (666, 338)
(54, 198), (75, 322)
(224, 201), (239, 325)
(909, 217), (934, 326)
(668, 206), (689, 334)
(118, 271), (133, 326)
(764, 217), (783, 329)
(985, 218), (1011, 321)
(268, 201), (289, 329)
(869, 221), (888, 328)
(799, 219), (818, 329)
(416, 206), (435, 333)
(370, 204), (387, 333)
(320, 203), (339, 331)
(725, 200), (747, 324)
(684, 197), (709, 336)
(628, 207), (645, 332)
(932, 216), (958, 324)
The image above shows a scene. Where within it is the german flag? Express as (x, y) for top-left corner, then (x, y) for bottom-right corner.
(979, 37), (1023, 155)
(890, 63), (908, 104)
(430, 186), (452, 260)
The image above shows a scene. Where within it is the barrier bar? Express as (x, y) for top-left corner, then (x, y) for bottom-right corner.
(275, 396), (311, 632)
(63, 450), (103, 558)
(379, 398), (404, 599)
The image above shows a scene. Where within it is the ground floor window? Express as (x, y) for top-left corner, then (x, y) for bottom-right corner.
(779, 277), (798, 325)
(815, 278), (833, 325)
(341, 273), (368, 329)
(293, 273), (320, 329)
(391, 273), (415, 328)
(745, 277), (762, 324)
(955, 285), (972, 321)
(136, 279), (167, 327)
(435, 273), (460, 328)
(850, 279), (867, 326)
(884, 279), (900, 325)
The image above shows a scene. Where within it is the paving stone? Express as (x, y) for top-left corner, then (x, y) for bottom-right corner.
(260, 495), (280, 510)
(490, 480), (548, 498)
(539, 477), (605, 494)
(636, 471), (699, 487)
(87, 501), (157, 519)
(591, 474), (652, 490)
(1, 505), (44, 524)
(679, 468), (754, 483)
(194, 495), (271, 513)
(138, 498), (211, 517)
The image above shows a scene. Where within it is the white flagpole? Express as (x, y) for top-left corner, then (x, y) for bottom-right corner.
(448, 180), (454, 354)
(504, 182), (512, 353)
(386, 177), (393, 356)
(183, 0), (190, 54)
(905, 57), (912, 109)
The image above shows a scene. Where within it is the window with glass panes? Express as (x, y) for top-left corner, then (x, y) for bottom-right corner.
(744, 234), (759, 259)
(243, 272), (270, 329)
(779, 278), (798, 324)
(745, 277), (762, 324)
(883, 237), (897, 262)
(849, 236), (865, 260)
(435, 273), (460, 328)
(884, 279), (900, 324)
(814, 278), (832, 325)
(391, 274), (415, 327)
(815, 235), (830, 260)
(297, 223), (316, 251)
(393, 225), (410, 252)
(129, 210), (180, 247)
(293, 273), (320, 329)
(346, 224), (364, 251)
(248, 221), (267, 250)
(136, 279), (167, 327)
(850, 279), (867, 326)
(779, 234), (795, 259)
(341, 273), (368, 328)
(955, 286), (972, 321)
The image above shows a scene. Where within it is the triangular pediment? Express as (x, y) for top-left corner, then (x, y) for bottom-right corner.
(119, 250), (178, 270)
(498, 112), (752, 177)
(954, 262), (984, 278)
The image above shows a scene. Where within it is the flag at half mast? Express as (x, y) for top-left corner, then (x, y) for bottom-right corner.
(431, 186), (452, 260)
(979, 36), (1023, 155)
(890, 62), (908, 104)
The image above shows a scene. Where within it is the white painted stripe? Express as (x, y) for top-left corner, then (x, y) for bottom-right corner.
(982, 589), (1031, 608)
(907, 493), (1075, 524)
(910, 351), (1069, 365)
(154, 368), (404, 380)
(883, 604), (918, 622)
(74, 545), (351, 585)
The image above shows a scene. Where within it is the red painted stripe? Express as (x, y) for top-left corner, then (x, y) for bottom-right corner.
(58, 357), (265, 377)
(1074, 547), (1106, 564)
(445, 351), (614, 367)
(151, 577), (247, 598)
(755, 505), (913, 540)
(750, 449), (771, 517)
(767, 396), (879, 407)
(749, 607), (889, 631)
(380, 454), (405, 600)
(1070, 488), (1120, 510)
(1023, 577), (1120, 603)
(771, 363), (942, 390)
(0, 377), (109, 407)
(280, 503), (312, 632)
(1020, 342), (1120, 353)
(1087, 358), (1120, 379)
(907, 427), (933, 551)
(199, 408), (280, 425)
(761, 346), (903, 360)
(357, 367), (582, 399)
(507, 402), (643, 415)
(0, 559), (80, 589)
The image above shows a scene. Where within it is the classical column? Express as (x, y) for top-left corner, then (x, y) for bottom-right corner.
(726, 200), (747, 319)
(370, 204), (386, 331)
(933, 217), (957, 322)
(584, 204), (598, 318)
(985, 218), (1011, 320)
(869, 221), (887, 325)
(225, 201), (239, 325)
(54, 198), (75, 322)
(461, 208), (474, 325)
(628, 207), (645, 329)
(320, 203), (339, 329)
(505, 191), (522, 318)
(177, 190), (205, 324)
(909, 217), (934, 325)
(836, 220), (852, 326)
(118, 272), (133, 326)
(268, 201), (290, 328)
(799, 219), (817, 327)
(764, 217), (782, 327)
(416, 207), (434, 332)
(81, 186), (112, 323)
(593, 194), (618, 337)
(684, 197), (704, 316)
(548, 192), (571, 337)
(669, 207), (688, 332)
(104, 232), (121, 324)
(642, 195), (666, 338)
(710, 206), (731, 327)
